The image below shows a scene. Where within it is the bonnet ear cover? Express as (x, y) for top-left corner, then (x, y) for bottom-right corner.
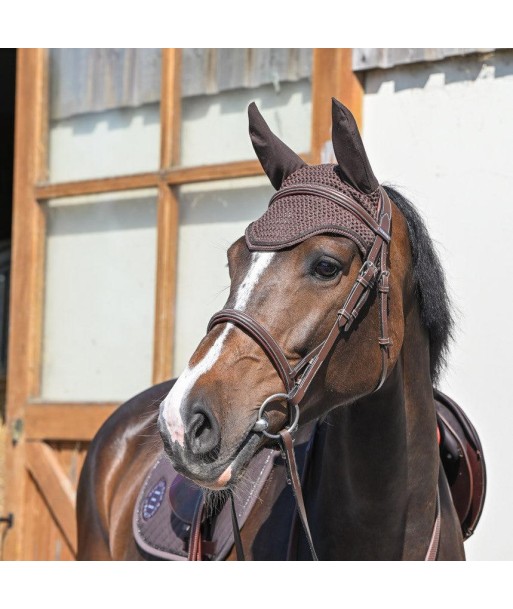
(331, 97), (379, 194)
(248, 102), (305, 190)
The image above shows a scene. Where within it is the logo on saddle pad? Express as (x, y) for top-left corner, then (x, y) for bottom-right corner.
(142, 478), (167, 520)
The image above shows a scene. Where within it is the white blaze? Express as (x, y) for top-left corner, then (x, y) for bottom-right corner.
(160, 252), (275, 445)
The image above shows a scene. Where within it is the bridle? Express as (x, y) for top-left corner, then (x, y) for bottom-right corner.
(208, 185), (392, 429)
(204, 185), (440, 561)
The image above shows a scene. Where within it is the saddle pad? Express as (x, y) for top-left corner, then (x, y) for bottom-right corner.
(133, 447), (278, 560)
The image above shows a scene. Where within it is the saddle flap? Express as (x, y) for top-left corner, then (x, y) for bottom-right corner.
(434, 388), (486, 539)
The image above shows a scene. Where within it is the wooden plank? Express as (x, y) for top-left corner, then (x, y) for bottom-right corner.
(160, 49), (182, 169)
(166, 155), (310, 185)
(35, 171), (159, 200)
(153, 185), (179, 384)
(23, 441), (86, 560)
(25, 403), (119, 441)
(34, 160), (265, 201)
(4, 48), (48, 560)
(25, 466), (76, 560)
(30, 56), (49, 396)
(25, 441), (77, 555)
(34, 154), (312, 202)
(353, 48), (496, 72)
(153, 49), (182, 383)
(311, 49), (364, 164)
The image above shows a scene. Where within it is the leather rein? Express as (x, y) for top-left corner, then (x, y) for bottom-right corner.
(200, 185), (441, 561)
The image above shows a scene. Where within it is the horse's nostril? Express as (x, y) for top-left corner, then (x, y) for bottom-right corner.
(186, 407), (220, 458)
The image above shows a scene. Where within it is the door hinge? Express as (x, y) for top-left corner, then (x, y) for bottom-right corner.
(0, 513), (14, 529)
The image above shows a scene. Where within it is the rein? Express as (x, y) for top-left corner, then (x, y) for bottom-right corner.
(204, 185), (440, 561)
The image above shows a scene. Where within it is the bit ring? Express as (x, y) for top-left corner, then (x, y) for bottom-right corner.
(254, 393), (299, 440)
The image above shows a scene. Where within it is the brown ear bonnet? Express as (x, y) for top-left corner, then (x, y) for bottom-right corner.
(245, 99), (382, 255)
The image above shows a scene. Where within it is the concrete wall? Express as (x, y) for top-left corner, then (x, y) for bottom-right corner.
(363, 50), (513, 560)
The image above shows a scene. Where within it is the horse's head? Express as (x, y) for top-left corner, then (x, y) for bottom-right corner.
(158, 99), (412, 489)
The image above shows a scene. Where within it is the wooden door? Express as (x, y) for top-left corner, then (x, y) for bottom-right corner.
(2, 48), (362, 560)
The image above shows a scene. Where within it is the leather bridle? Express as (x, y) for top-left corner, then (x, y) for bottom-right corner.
(204, 185), (440, 561)
(208, 185), (393, 420)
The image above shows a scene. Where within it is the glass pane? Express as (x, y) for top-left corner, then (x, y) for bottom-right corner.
(48, 49), (161, 182)
(180, 49), (312, 166)
(41, 190), (157, 401)
(174, 177), (273, 375)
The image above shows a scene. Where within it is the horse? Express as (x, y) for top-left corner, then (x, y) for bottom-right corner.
(76, 98), (465, 560)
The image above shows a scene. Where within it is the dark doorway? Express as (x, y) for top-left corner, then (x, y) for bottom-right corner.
(0, 48), (16, 417)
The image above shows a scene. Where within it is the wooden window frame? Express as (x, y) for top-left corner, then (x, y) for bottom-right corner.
(3, 47), (362, 559)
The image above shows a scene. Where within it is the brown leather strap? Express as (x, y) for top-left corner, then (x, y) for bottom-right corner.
(279, 429), (318, 560)
(208, 309), (295, 393)
(188, 496), (205, 561)
(229, 493), (246, 561)
(425, 489), (441, 561)
(271, 185), (391, 242)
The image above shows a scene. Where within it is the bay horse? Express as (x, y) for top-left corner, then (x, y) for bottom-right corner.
(77, 99), (464, 560)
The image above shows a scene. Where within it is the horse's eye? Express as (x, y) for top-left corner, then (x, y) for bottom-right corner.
(314, 259), (340, 279)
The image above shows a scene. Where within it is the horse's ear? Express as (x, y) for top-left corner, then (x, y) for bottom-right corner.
(248, 102), (305, 190)
(331, 98), (379, 194)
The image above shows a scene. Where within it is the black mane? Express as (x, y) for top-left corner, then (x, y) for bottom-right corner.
(383, 185), (453, 382)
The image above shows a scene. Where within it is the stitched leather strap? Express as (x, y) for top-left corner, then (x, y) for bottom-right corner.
(208, 309), (295, 394)
(279, 429), (318, 560)
(188, 496), (205, 561)
(229, 493), (246, 561)
(271, 185), (391, 243)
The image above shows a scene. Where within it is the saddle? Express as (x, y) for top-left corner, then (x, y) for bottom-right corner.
(434, 389), (486, 539)
(133, 390), (486, 559)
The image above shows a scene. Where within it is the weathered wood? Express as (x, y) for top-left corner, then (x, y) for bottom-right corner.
(25, 441), (77, 555)
(50, 49), (162, 120)
(353, 48), (496, 72)
(4, 48), (48, 560)
(311, 49), (364, 164)
(25, 403), (119, 441)
(181, 49), (313, 98)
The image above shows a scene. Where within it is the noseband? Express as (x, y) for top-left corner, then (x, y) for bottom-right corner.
(205, 186), (440, 560)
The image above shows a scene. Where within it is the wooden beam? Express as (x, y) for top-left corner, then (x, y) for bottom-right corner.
(25, 403), (119, 441)
(25, 441), (77, 555)
(35, 171), (159, 200)
(311, 49), (364, 164)
(4, 48), (48, 560)
(160, 48), (182, 169)
(165, 158), (265, 185)
(33, 160), (266, 202)
(34, 154), (312, 202)
(153, 185), (179, 383)
(166, 155), (311, 185)
(152, 49), (182, 383)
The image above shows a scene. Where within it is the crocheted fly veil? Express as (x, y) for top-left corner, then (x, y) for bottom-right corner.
(245, 99), (382, 255)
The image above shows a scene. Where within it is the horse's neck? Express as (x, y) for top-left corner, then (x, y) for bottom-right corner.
(304, 306), (439, 560)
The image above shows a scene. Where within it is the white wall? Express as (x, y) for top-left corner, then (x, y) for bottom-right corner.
(363, 50), (513, 560)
